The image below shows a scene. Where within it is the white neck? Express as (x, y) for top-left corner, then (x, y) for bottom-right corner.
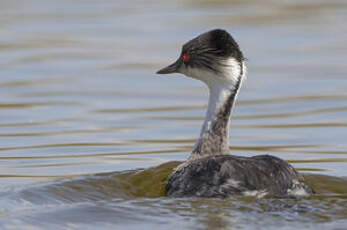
(189, 59), (246, 159)
(200, 83), (235, 137)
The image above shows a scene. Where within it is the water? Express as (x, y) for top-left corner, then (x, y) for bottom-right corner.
(0, 0), (346, 229)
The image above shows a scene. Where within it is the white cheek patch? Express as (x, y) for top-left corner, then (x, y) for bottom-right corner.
(182, 58), (245, 89)
(183, 67), (215, 85)
(222, 58), (242, 85)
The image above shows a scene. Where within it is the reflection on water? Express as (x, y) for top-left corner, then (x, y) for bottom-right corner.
(0, 0), (346, 229)
(1, 163), (347, 229)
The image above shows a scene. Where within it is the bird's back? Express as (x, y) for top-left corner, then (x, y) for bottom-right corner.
(166, 155), (314, 198)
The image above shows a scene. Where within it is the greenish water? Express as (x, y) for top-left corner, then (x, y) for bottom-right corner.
(0, 0), (347, 229)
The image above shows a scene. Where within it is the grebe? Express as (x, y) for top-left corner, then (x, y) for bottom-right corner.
(157, 29), (314, 198)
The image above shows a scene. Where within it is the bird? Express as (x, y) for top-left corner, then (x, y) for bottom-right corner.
(156, 29), (314, 198)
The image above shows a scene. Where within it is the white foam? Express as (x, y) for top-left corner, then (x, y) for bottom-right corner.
(242, 190), (268, 198)
(286, 179), (310, 196)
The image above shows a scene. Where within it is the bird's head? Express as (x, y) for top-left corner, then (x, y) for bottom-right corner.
(157, 29), (246, 88)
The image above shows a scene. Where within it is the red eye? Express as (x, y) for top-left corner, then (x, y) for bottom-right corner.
(182, 53), (190, 63)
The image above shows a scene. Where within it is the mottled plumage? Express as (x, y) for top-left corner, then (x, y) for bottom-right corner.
(167, 155), (314, 198)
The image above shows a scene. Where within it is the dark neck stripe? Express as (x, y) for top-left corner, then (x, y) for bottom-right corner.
(221, 61), (243, 118)
(192, 63), (244, 157)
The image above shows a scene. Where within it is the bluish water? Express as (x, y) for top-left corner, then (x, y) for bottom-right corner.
(0, 0), (346, 229)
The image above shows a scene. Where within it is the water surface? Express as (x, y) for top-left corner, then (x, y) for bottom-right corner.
(0, 0), (346, 229)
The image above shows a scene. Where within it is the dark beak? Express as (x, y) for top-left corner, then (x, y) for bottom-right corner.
(156, 58), (181, 74)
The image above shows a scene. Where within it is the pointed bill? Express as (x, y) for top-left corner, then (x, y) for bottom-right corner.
(156, 58), (181, 74)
